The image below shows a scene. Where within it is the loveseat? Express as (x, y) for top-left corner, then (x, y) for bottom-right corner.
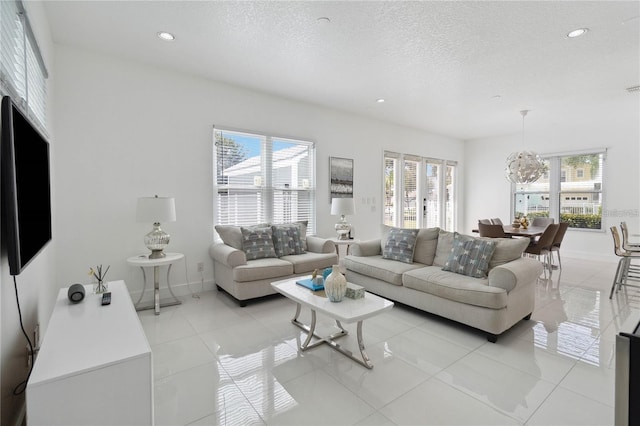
(210, 222), (338, 306)
(343, 226), (543, 342)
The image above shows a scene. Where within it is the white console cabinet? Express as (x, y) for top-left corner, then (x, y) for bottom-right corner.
(27, 280), (153, 425)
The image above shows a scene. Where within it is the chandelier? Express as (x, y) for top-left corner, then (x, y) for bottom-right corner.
(505, 110), (545, 184)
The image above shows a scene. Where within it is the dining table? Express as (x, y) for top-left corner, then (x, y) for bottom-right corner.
(472, 225), (547, 239)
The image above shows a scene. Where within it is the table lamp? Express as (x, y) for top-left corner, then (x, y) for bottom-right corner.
(331, 197), (355, 240)
(136, 195), (176, 259)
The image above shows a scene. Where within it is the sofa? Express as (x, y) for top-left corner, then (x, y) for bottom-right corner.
(343, 226), (543, 342)
(210, 222), (338, 306)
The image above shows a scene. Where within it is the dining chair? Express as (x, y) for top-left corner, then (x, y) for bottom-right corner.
(620, 221), (640, 252)
(478, 219), (492, 225)
(524, 223), (560, 276)
(531, 217), (554, 227)
(478, 223), (507, 238)
(609, 226), (640, 299)
(490, 218), (503, 225)
(549, 222), (569, 270)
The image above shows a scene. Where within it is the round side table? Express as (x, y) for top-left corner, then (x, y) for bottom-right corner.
(126, 252), (184, 315)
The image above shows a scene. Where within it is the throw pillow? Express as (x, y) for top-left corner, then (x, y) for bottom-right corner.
(413, 227), (440, 265)
(442, 233), (497, 278)
(216, 223), (269, 250)
(433, 229), (455, 266)
(271, 225), (305, 257)
(275, 221), (308, 250)
(240, 226), (276, 260)
(382, 228), (419, 264)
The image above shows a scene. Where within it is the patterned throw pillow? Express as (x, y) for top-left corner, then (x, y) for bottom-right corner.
(442, 233), (496, 278)
(240, 227), (276, 260)
(271, 225), (305, 257)
(382, 228), (419, 264)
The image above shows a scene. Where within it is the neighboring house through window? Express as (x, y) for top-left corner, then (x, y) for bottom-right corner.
(213, 128), (316, 235)
(513, 151), (605, 230)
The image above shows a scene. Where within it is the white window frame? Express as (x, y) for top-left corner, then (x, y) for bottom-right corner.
(383, 151), (457, 231)
(213, 126), (316, 236)
(512, 149), (606, 231)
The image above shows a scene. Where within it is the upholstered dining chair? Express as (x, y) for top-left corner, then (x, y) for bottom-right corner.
(478, 219), (492, 225)
(531, 217), (554, 227)
(490, 218), (503, 225)
(620, 221), (640, 252)
(549, 222), (569, 270)
(524, 223), (560, 276)
(609, 226), (640, 299)
(478, 223), (507, 238)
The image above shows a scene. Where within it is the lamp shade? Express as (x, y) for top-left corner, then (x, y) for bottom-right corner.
(136, 196), (176, 223)
(331, 197), (355, 216)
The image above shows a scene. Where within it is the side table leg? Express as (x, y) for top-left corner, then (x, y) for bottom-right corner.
(154, 265), (160, 315)
(135, 266), (148, 307)
(165, 264), (180, 303)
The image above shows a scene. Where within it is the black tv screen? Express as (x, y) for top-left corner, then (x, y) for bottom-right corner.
(1, 96), (52, 276)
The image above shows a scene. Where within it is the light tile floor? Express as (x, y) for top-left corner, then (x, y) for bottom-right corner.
(138, 257), (640, 425)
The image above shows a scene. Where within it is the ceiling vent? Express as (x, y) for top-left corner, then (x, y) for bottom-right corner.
(626, 85), (640, 93)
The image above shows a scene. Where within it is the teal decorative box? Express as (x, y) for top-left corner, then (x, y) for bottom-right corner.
(345, 282), (364, 299)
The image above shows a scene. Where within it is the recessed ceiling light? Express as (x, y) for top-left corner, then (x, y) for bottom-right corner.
(157, 31), (175, 41)
(567, 28), (588, 38)
(376, 98), (385, 103)
(317, 17), (331, 24)
(490, 95), (502, 100)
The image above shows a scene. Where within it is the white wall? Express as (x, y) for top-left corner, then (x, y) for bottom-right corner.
(53, 44), (464, 303)
(464, 96), (640, 262)
(0, 2), (56, 425)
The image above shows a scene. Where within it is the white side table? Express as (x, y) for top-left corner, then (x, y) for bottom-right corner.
(328, 237), (360, 258)
(126, 252), (184, 315)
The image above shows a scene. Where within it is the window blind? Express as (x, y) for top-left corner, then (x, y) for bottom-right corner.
(214, 128), (316, 235)
(0, 0), (48, 128)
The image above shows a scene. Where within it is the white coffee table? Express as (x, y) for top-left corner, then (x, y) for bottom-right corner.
(271, 277), (394, 369)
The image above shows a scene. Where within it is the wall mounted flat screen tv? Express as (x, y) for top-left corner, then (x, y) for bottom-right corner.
(1, 96), (52, 276)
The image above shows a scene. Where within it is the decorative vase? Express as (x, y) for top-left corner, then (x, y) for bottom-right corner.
(324, 265), (347, 302)
(512, 219), (521, 229)
(94, 280), (108, 294)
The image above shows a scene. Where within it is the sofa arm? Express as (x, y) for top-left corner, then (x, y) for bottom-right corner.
(209, 243), (247, 268)
(350, 239), (382, 257)
(488, 257), (543, 292)
(306, 236), (335, 254)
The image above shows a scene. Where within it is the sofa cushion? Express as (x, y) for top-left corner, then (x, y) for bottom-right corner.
(240, 226), (277, 260)
(271, 225), (305, 257)
(232, 257), (294, 282)
(433, 229), (455, 266)
(479, 237), (529, 269)
(403, 266), (508, 309)
(343, 254), (424, 286)
(383, 228), (419, 263)
(280, 252), (338, 274)
(442, 233), (496, 278)
(216, 223), (269, 250)
(413, 227), (440, 265)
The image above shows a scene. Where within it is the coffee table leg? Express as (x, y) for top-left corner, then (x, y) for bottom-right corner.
(289, 304), (373, 368)
(357, 320), (373, 369)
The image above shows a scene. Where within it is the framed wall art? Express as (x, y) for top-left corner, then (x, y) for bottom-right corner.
(329, 156), (353, 200)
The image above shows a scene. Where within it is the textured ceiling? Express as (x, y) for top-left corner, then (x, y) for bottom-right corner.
(43, 1), (640, 140)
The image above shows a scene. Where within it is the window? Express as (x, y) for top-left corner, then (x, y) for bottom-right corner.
(513, 151), (604, 230)
(384, 151), (456, 231)
(214, 128), (315, 234)
(0, 0), (48, 128)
